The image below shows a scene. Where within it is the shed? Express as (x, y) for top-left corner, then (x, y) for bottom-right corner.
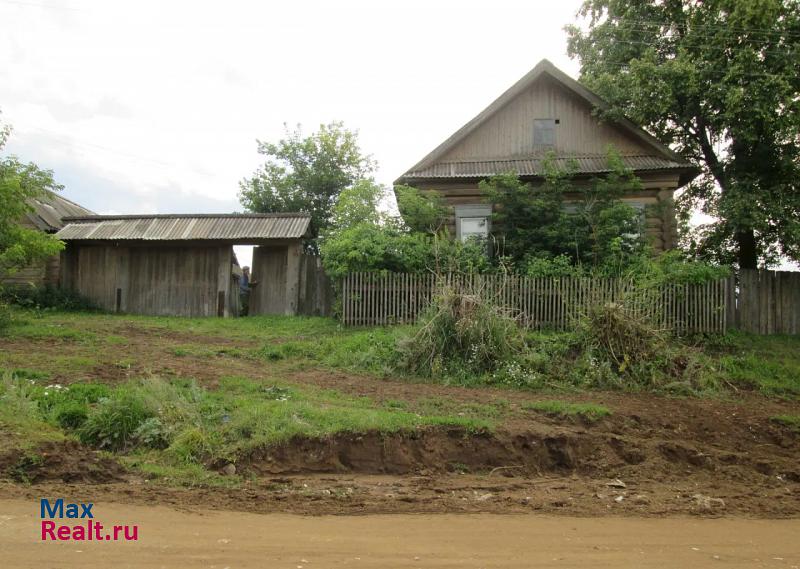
(55, 213), (311, 317)
(0, 193), (94, 288)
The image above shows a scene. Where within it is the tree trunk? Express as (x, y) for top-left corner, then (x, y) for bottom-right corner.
(696, 130), (759, 269)
(736, 229), (758, 270)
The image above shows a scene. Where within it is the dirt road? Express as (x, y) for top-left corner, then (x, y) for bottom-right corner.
(1, 500), (798, 569)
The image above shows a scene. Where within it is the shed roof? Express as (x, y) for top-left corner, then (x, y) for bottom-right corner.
(56, 213), (311, 242)
(26, 193), (95, 231)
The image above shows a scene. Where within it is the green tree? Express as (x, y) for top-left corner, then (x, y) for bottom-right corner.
(0, 114), (64, 279)
(327, 178), (386, 234)
(239, 122), (376, 250)
(566, 0), (800, 268)
(482, 153), (644, 270)
(395, 185), (447, 234)
(321, 179), (494, 279)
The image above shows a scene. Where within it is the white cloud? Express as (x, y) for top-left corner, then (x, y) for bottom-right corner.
(1, 0), (583, 215)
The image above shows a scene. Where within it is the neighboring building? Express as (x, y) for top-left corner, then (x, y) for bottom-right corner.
(0, 193), (94, 288)
(55, 213), (311, 317)
(395, 59), (698, 252)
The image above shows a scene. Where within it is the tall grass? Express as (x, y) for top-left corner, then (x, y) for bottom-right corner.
(397, 286), (525, 378)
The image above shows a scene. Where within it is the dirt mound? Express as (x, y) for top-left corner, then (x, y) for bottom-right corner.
(239, 425), (800, 483)
(0, 440), (125, 484)
(243, 428), (597, 476)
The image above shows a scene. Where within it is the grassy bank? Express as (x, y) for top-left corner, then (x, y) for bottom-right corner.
(0, 371), (489, 485)
(2, 309), (799, 398)
(1, 308), (798, 486)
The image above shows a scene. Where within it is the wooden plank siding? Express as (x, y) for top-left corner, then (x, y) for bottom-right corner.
(297, 254), (334, 317)
(60, 243), (234, 317)
(340, 272), (729, 334)
(735, 269), (800, 335)
(441, 75), (650, 161)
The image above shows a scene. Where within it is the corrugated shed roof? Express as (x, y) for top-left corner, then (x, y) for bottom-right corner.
(401, 155), (689, 180)
(25, 193), (95, 231)
(56, 213), (311, 242)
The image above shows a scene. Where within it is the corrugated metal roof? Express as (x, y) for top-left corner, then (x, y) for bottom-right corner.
(25, 193), (95, 231)
(56, 213), (311, 242)
(401, 154), (690, 180)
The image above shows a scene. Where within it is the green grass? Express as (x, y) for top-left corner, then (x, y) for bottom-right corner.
(771, 414), (800, 432)
(0, 370), (491, 486)
(4, 309), (800, 400)
(523, 400), (612, 422)
(0, 372), (67, 454)
(712, 333), (800, 398)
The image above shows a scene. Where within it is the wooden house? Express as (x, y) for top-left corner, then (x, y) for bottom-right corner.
(0, 193), (94, 288)
(395, 59), (698, 252)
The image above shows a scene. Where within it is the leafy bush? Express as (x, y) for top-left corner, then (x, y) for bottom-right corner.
(0, 285), (95, 311)
(523, 254), (586, 278)
(483, 153), (646, 270)
(625, 250), (731, 286)
(134, 417), (172, 450)
(397, 286), (525, 378)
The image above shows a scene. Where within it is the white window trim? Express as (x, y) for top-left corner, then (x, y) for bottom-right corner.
(454, 204), (492, 243)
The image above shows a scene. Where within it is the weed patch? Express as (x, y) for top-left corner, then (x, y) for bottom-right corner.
(397, 287), (525, 378)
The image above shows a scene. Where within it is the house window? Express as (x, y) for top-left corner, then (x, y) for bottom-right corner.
(460, 217), (488, 242)
(622, 201), (647, 241)
(533, 118), (556, 146)
(454, 204), (492, 244)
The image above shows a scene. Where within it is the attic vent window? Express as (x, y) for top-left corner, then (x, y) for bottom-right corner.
(534, 118), (556, 147)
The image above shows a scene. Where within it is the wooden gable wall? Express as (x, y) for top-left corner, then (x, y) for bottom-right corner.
(440, 75), (652, 162)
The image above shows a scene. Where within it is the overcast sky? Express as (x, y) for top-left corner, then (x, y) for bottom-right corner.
(1, 0), (586, 264)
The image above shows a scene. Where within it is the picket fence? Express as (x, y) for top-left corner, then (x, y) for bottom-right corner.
(340, 272), (729, 333)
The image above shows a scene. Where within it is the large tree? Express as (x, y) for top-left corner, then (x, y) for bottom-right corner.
(239, 122), (376, 251)
(0, 113), (64, 278)
(566, 0), (800, 268)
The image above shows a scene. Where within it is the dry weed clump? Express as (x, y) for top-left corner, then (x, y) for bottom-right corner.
(398, 286), (525, 377)
(580, 300), (710, 391)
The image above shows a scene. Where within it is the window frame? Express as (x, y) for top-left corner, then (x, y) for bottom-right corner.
(533, 118), (556, 147)
(454, 204), (492, 243)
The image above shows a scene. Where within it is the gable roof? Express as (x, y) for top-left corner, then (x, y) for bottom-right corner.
(396, 59), (696, 184)
(25, 193), (95, 232)
(56, 213), (311, 242)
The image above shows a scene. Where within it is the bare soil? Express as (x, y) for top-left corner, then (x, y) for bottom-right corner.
(1, 322), (799, 518)
(1, 499), (798, 569)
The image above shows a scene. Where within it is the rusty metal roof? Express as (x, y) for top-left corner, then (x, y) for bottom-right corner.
(56, 213), (311, 242)
(400, 154), (691, 180)
(25, 193), (95, 231)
